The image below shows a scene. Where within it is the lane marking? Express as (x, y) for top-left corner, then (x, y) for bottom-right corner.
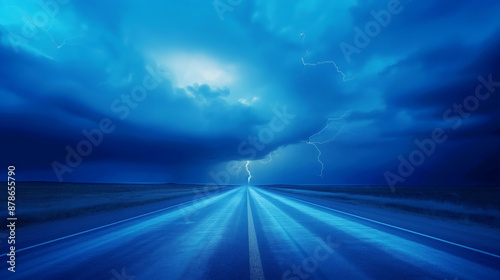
(0, 189), (233, 257)
(264, 189), (500, 260)
(247, 187), (266, 280)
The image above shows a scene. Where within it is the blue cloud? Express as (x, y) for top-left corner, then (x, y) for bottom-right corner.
(1, 0), (499, 185)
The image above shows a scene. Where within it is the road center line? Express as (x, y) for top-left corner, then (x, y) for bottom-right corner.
(267, 189), (500, 260)
(247, 187), (266, 280)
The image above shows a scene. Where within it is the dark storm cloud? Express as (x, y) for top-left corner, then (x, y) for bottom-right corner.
(0, 0), (499, 185)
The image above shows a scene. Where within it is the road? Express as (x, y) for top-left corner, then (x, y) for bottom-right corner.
(1, 186), (499, 279)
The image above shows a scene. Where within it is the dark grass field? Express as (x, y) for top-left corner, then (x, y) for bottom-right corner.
(4, 182), (500, 227)
(264, 184), (500, 208)
(265, 184), (500, 227)
(4, 182), (229, 226)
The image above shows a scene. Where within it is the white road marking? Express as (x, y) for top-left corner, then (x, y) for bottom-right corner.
(273, 190), (500, 259)
(247, 187), (266, 280)
(0, 189), (231, 257)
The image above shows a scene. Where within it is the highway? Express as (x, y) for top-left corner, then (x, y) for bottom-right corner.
(1, 186), (499, 279)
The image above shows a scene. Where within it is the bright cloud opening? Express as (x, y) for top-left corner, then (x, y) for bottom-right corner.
(162, 53), (237, 89)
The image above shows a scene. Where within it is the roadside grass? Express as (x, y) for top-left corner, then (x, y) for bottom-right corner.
(9, 182), (227, 226)
(9, 183), (499, 228)
(268, 185), (500, 227)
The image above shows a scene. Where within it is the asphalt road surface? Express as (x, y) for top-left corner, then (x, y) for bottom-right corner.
(1, 186), (499, 279)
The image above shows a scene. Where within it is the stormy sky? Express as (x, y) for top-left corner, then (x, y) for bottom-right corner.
(1, 0), (499, 186)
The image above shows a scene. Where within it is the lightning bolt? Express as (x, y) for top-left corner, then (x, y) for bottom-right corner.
(300, 33), (354, 82)
(305, 112), (350, 177)
(236, 162), (245, 178)
(260, 153), (274, 164)
(235, 152), (274, 183)
(301, 51), (355, 82)
(245, 161), (252, 184)
(300, 32), (306, 44)
(307, 142), (325, 177)
(9, 4), (77, 49)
